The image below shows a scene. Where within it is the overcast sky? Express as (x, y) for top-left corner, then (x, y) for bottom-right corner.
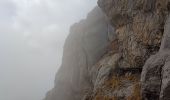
(0, 0), (97, 100)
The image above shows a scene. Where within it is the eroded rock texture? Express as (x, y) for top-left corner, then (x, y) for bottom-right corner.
(141, 16), (170, 100)
(91, 0), (170, 99)
(45, 0), (170, 100)
(44, 7), (115, 100)
(97, 0), (170, 68)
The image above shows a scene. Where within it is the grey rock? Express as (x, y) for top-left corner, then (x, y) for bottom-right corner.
(141, 15), (170, 100)
(160, 15), (170, 51)
(44, 0), (170, 100)
(159, 15), (170, 100)
(44, 6), (113, 100)
(97, 0), (170, 99)
(141, 52), (166, 100)
(108, 24), (116, 41)
(98, 0), (167, 68)
(89, 53), (121, 87)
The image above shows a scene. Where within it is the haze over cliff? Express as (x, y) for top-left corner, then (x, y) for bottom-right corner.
(0, 0), (97, 100)
(45, 0), (170, 100)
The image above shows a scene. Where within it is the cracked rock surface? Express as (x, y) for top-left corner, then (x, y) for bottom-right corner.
(44, 0), (170, 100)
(141, 15), (170, 100)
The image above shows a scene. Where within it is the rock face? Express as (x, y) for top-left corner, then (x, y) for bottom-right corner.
(93, 0), (170, 99)
(45, 0), (170, 100)
(141, 16), (170, 100)
(44, 7), (115, 100)
(98, 0), (168, 68)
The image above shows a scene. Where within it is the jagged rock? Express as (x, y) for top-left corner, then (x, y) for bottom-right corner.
(95, 0), (170, 99)
(141, 52), (165, 100)
(44, 7), (115, 100)
(44, 0), (170, 100)
(86, 52), (141, 100)
(141, 49), (170, 100)
(98, 0), (168, 68)
(90, 53), (121, 91)
(141, 15), (170, 100)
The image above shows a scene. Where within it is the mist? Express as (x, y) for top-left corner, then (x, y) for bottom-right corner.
(0, 0), (97, 100)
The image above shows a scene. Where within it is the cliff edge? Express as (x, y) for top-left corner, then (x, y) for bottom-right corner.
(45, 0), (170, 100)
(44, 6), (115, 100)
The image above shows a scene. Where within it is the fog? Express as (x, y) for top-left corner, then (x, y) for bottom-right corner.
(0, 0), (97, 100)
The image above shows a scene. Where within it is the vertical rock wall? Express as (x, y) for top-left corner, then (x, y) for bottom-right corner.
(44, 7), (115, 100)
(44, 0), (170, 100)
(97, 0), (170, 100)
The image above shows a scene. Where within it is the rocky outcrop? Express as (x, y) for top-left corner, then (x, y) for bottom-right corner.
(141, 15), (170, 100)
(44, 7), (115, 100)
(44, 0), (170, 100)
(90, 0), (170, 99)
(98, 0), (169, 68)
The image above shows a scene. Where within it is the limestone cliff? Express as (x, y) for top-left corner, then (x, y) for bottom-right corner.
(45, 0), (170, 100)
(97, 0), (170, 99)
(44, 7), (115, 100)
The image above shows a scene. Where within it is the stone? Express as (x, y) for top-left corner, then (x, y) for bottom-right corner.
(44, 0), (170, 100)
(44, 6), (112, 100)
(141, 15), (170, 100)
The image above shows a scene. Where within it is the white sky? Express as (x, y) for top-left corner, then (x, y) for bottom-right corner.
(0, 0), (97, 100)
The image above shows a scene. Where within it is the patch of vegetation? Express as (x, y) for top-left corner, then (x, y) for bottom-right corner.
(105, 73), (139, 89)
(127, 83), (141, 100)
(93, 71), (141, 100)
(105, 76), (121, 89)
(94, 94), (117, 100)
